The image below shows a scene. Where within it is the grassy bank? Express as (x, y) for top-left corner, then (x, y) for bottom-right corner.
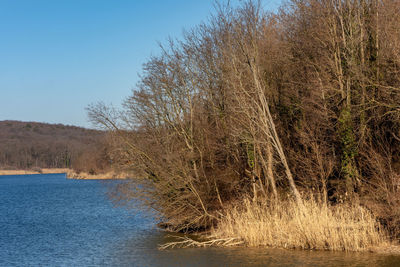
(0, 168), (128, 179)
(160, 197), (391, 252)
(0, 168), (70, 176)
(66, 170), (129, 179)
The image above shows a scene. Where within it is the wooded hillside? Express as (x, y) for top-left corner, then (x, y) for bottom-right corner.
(0, 120), (109, 173)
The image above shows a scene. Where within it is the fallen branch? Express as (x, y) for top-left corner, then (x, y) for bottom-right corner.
(158, 235), (243, 250)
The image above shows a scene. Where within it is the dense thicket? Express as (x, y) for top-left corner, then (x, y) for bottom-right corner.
(0, 120), (110, 173)
(89, 0), (400, 238)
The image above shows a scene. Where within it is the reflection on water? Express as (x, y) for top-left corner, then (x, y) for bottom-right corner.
(112, 230), (400, 267)
(1, 174), (399, 267)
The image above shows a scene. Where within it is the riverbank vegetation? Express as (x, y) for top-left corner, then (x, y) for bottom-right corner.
(0, 168), (70, 176)
(89, 0), (400, 251)
(215, 198), (382, 251)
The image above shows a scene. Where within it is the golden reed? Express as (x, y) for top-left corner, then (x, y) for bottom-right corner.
(213, 197), (384, 251)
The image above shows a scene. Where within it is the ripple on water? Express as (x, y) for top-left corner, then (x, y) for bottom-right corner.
(1, 174), (399, 267)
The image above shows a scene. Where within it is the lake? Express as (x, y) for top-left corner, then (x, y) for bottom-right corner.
(1, 173), (400, 266)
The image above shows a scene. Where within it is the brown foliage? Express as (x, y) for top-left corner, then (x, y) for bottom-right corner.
(89, 0), (400, 239)
(0, 120), (110, 174)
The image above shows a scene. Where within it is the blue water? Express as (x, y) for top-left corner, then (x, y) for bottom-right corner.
(0, 174), (154, 266)
(1, 174), (400, 267)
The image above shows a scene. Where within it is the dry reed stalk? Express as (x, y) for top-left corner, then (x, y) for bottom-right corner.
(213, 198), (385, 251)
(158, 235), (243, 250)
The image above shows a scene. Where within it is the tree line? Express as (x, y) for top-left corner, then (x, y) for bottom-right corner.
(89, 0), (400, 239)
(0, 120), (110, 174)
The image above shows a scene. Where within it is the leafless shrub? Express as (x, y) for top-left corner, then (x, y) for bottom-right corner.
(89, 0), (400, 244)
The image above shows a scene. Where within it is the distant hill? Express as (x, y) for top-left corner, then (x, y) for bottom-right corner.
(0, 120), (109, 172)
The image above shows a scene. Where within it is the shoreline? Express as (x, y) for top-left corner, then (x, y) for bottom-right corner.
(0, 168), (69, 176)
(3, 169), (400, 255)
(0, 168), (129, 179)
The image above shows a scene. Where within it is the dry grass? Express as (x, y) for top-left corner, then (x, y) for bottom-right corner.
(66, 170), (129, 179)
(0, 168), (128, 179)
(0, 168), (69, 176)
(213, 198), (385, 251)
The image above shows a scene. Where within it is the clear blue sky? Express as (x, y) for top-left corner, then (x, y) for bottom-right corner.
(0, 0), (281, 128)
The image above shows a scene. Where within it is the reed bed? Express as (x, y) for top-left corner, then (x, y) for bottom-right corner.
(213, 198), (384, 251)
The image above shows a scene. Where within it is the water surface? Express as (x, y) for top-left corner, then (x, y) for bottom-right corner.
(1, 174), (399, 266)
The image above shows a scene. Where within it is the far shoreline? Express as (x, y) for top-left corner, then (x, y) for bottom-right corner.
(0, 168), (128, 180)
